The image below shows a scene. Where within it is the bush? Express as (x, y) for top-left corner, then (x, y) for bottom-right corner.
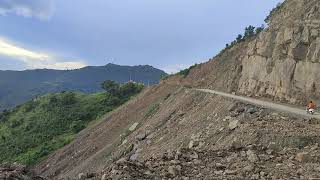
(219, 24), (265, 55)
(70, 121), (86, 133)
(101, 80), (144, 98)
(265, 2), (284, 23)
(101, 80), (120, 95)
(119, 82), (144, 98)
(177, 64), (198, 78)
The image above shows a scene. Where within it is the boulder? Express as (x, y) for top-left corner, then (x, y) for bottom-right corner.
(78, 173), (86, 180)
(129, 122), (139, 131)
(247, 107), (258, 114)
(295, 152), (311, 163)
(247, 150), (259, 163)
(228, 120), (239, 130)
(135, 133), (146, 141)
(101, 174), (107, 180)
(168, 166), (176, 176)
(130, 153), (139, 161)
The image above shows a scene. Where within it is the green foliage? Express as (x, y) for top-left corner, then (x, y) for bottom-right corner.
(255, 24), (265, 34)
(144, 103), (160, 119)
(244, 25), (255, 38)
(101, 80), (120, 95)
(101, 80), (144, 99)
(265, 2), (284, 23)
(0, 81), (144, 165)
(0, 64), (166, 111)
(236, 34), (243, 42)
(119, 82), (144, 98)
(219, 24), (265, 55)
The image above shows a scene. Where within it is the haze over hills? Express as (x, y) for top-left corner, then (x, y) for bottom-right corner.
(0, 63), (166, 111)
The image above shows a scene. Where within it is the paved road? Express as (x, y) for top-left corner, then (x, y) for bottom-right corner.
(197, 89), (320, 119)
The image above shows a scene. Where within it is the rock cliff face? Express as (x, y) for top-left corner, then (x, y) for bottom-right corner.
(176, 0), (320, 104)
(238, 0), (320, 103)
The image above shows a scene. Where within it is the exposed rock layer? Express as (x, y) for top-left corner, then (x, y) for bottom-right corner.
(180, 0), (320, 104)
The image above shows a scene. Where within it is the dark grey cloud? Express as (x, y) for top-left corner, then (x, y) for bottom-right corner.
(0, 0), (54, 20)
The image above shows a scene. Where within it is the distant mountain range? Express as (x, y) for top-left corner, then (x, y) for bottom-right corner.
(0, 63), (166, 111)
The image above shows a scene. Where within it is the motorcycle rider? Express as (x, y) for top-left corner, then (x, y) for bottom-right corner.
(306, 101), (317, 114)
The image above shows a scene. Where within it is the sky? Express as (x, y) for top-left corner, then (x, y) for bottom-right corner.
(0, 0), (282, 73)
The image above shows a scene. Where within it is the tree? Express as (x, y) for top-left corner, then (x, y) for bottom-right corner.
(236, 34), (243, 42)
(101, 80), (120, 95)
(255, 24), (265, 34)
(244, 25), (255, 38)
(119, 82), (144, 97)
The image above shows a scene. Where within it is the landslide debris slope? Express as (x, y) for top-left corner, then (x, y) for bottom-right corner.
(34, 0), (320, 179)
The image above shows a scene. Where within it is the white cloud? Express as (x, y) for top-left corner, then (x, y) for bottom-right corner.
(0, 38), (87, 70)
(0, 0), (54, 20)
(162, 64), (192, 74)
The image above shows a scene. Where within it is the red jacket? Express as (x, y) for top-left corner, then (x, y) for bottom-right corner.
(308, 102), (317, 109)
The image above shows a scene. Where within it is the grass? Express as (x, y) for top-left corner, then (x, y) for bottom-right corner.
(0, 82), (143, 165)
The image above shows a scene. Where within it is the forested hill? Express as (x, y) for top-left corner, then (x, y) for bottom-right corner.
(0, 81), (144, 165)
(0, 63), (166, 111)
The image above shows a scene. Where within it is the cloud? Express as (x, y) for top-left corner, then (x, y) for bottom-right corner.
(0, 38), (87, 70)
(0, 0), (54, 20)
(162, 64), (192, 74)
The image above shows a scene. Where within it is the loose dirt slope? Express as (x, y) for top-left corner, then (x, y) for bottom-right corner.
(34, 0), (320, 179)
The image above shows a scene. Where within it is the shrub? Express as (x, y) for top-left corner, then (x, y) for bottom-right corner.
(265, 2), (284, 23)
(177, 64), (198, 78)
(218, 24), (265, 56)
(101, 80), (120, 95)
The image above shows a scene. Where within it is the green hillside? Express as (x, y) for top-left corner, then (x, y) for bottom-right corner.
(0, 63), (166, 111)
(0, 81), (144, 165)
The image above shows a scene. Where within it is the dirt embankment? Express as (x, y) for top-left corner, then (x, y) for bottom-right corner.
(34, 82), (320, 179)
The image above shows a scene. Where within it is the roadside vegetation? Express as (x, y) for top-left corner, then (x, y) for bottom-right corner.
(220, 24), (265, 55)
(265, 2), (284, 23)
(161, 63), (199, 80)
(0, 81), (144, 165)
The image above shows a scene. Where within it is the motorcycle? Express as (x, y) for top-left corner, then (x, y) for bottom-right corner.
(306, 108), (315, 115)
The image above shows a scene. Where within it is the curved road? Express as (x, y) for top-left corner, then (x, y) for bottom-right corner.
(197, 89), (320, 119)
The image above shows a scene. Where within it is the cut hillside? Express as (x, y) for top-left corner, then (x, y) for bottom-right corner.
(170, 0), (320, 105)
(34, 0), (320, 179)
(35, 84), (320, 179)
(0, 81), (143, 166)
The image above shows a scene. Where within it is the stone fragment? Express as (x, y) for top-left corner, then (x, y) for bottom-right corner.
(78, 173), (86, 180)
(136, 133), (146, 141)
(168, 166), (176, 176)
(295, 152), (310, 163)
(129, 122), (139, 131)
(130, 153), (139, 161)
(101, 174), (107, 180)
(247, 107), (258, 114)
(229, 120), (239, 130)
(247, 150), (259, 163)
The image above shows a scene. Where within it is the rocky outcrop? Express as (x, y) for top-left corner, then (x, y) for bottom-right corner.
(0, 164), (46, 180)
(237, 0), (320, 103)
(176, 0), (320, 104)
